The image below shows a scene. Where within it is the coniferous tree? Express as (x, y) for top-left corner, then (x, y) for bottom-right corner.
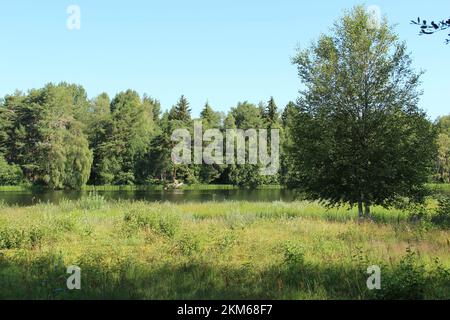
(169, 95), (191, 124)
(199, 102), (223, 183)
(264, 97), (280, 128)
(96, 90), (153, 185)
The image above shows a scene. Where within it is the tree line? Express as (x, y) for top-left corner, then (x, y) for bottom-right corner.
(0, 84), (288, 189)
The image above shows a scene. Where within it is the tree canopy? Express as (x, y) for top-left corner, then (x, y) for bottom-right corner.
(287, 6), (437, 217)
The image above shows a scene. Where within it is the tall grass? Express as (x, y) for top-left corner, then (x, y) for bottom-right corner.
(428, 183), (450, 192)
(0, 199), (449, 299)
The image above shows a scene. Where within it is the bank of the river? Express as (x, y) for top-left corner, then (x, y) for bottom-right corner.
(0, 184), (283, 192)
(1, 183), (448, 192)
(0, 198), (449, 299)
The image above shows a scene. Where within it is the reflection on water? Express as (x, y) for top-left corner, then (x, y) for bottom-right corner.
(2, 189), (448, 207)
(0, 189), (300, 207)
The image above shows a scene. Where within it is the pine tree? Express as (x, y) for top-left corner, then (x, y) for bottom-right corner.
(200, 102), (221, 128)
(96, 90), (154, 185)
(264, 97), (279, 128)
(169, 95), (191, 124)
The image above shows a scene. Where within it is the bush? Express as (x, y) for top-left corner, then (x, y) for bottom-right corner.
(176, 232), (201, 256)
(0, 227), (26, 249)
(405, 202), (430, 223)
(431, 195), (450, 228)
(0, 156), (23, 185)
(122, 208), (180, 238)
(282, 241), (305, 266)
(0, 226), (44, 249)
(374, 248), (427, 300)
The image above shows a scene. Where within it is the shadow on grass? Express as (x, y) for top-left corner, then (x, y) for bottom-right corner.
(0, 252), (448, 300)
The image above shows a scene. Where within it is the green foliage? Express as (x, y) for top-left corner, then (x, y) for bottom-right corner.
(122, 208), (180, 238)
(1, 83), (92, 189)
(287, 6), (437, 216)
(0, 156), (23, 185)
(175, 232), (201, 256)
(282, 241), (305, 266)
(436, 115), (450, 136)
(431, 195), (450, 228)
(435, 127), (450, 183)
(0, 226), (44, 249)
(374, 248), (427, 300)
(2, 83), (286, 189)
(223, 102), (269, 188)
(169, 95), (191, 124)
(95, 90), (154, 185)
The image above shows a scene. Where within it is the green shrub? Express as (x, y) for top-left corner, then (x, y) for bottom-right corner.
(0, 156), (23, 185)
(176, 232), (201, 256)
(122, 208), (180, 238)
(405, 202), (430, 223)
(216, 231), (238, 251)
(52, 216), (77, 233)
(0, 227), (26, 249)
(374, 248), (427, 300)
(0, 226), (45, 249)
(158, 213), (180, 238)
(28, 226), (45, 248)
(431, 195), (450, 228)
(282, 241), (305, 266)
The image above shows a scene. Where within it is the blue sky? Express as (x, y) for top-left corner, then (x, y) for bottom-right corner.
(0, 1), (448, 119)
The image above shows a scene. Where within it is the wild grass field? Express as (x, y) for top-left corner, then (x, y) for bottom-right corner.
(0, 196), (449, 300)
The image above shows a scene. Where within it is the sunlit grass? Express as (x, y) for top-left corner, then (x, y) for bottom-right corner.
(0, 199), (449, 299)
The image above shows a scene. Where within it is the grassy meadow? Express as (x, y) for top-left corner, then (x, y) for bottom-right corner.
(0, 196), (449, 300)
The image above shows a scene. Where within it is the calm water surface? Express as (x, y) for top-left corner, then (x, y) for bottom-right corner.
(0, 189), (299, 206)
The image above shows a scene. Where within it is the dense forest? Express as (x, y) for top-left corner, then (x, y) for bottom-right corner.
(0, 84), (286, 189)
(0, 82), (449, 190)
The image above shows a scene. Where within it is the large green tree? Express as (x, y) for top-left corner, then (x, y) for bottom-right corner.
(95, 90), (154, 185)
(1, 84), (92, 189)
(435, 115), (450, 183)
(287, 6), (437, 218)
(225, 102), (267, 188)
(436, 133), (450, 183)
(87, 93), (111, 184)
(280, 102), (298, 185)
(198, 102), (223, 183)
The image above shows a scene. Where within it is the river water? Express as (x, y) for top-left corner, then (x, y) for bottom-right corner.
(0, 189), (300, 206)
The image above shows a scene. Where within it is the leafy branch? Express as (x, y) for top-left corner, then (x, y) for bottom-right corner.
(411, 17), (450, 44)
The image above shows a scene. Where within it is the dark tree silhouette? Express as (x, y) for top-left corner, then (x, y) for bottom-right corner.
(411, 17), (450, 44)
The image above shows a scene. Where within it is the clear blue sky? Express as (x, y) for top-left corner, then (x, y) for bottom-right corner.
(0, 1), (448, 119)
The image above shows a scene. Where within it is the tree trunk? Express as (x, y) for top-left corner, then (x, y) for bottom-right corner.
(358, 200), (364, 219)
(364, 202), (371, 219)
